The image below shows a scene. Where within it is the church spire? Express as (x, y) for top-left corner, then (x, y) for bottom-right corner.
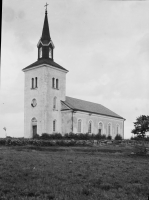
(41, 5), (51, 43)
(37, 4), (55, 61)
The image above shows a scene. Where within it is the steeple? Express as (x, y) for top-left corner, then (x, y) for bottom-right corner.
(41, 9), (51, 43)
(37, 5), (55, 61)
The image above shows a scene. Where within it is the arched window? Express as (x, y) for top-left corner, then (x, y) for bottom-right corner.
(31, 78), (34, 89)
(31, 117), (37, 122)
(39, 47), (42, 58)
(53, 120), (56, 132)
(35, 77), (38, 88)
(108, 123), (111, 135)
(78, 119), (82, 133)
(53, 97), (57, 110)
(117, 125), (120, 134)
(56, 79), (59, 89)
(52, 78), (55, 88)
(88, 121), (92, 133)
(98, 122), (103, 135)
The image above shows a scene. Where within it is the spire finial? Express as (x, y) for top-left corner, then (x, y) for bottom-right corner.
(44, 2), (49, 14)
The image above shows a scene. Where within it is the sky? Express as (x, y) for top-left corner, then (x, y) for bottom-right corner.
(1, 0), (149, 139)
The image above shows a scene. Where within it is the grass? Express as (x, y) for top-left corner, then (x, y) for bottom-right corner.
(0, 146), (149, 200)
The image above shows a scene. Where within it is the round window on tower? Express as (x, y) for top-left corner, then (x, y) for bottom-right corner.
(31, 99), (37, 107)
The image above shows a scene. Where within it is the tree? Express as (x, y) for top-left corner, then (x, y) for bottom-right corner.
(131, 115), (149, 138)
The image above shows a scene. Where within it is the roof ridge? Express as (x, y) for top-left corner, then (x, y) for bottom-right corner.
(66, 96), (103, 107)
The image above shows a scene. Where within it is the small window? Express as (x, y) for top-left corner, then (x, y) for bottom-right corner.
(52, 78), (55, 88)
(53, 97), (57, 110)
(78, 119), (82, 133)
(32, 78), (34, 89)
(88, 121), (92, 133)
(39, 47), (42, 58)
(56, 79), (59, 89)
(53, 120), (56, 132)
(35, 77), (38, 88)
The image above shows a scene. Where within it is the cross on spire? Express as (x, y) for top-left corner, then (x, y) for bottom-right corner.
(44, 3), (49, 13)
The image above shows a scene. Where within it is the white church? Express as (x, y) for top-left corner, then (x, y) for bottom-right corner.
(22, 8), (125, 139)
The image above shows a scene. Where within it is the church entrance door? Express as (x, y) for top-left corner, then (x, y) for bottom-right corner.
(33, 125), (37, 137)
(31, 118), (37, 138)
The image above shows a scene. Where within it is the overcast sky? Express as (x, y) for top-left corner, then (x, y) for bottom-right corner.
(1, 0), (149, 138)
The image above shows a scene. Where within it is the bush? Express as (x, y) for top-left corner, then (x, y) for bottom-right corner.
(0, 139), (6, 145)
(51, 133), (63, 139)
(40, 133), (51, 140)
(33, 134), (40, 139)
(64, 132), (108, 140)
(41, 133), (63, 140)
(94, 133), (106, 140)
(114, 134), (122, 140)
(64, 132), (91, 140)
(107, 135), (112, 140)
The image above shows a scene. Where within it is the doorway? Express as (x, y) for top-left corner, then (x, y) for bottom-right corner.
(31, 118), (37, 138)
(33, 125), (37, 138)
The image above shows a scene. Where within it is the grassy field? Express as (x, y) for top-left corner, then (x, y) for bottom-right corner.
(0, 146), (149, 200)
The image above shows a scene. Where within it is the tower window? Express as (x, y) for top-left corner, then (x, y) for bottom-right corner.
(53, 97), (57, 110)
(39, 47), (42, 58)
(78, 119), (82, 133)
(35, 77), (38, 88)
(52, 78), (55, 88)
(56, 79), (59, 89)
(49, 48), (52, 58)
(53, 120), (56, 132)
(31, 78), (34, 89)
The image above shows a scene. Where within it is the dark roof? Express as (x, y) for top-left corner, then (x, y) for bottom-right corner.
(41, 11), (51, 44)
(22, 58), (68, 72)
(62, 96), (124, 119)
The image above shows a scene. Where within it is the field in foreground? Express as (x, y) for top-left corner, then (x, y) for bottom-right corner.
(0, 146), (149, 200)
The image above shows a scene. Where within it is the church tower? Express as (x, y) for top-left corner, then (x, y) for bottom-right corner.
(22, 6), (68, 138)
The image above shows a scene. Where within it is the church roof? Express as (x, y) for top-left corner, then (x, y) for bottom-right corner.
(62, 96), (124, 120)
(22, 58), (68, 72)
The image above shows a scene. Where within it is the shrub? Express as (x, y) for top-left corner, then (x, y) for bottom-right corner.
(41, 133), (51, 140)
(77, 133), (90, 140)
(64, 132), (75, 139)
(114, 134), (122, 140)
(33, 134), (40, 139)
(0, 139), (6, 145)
(51, 133), (63, 139)
(107, 135), (112, 140)
(94, 133), (106, 140)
